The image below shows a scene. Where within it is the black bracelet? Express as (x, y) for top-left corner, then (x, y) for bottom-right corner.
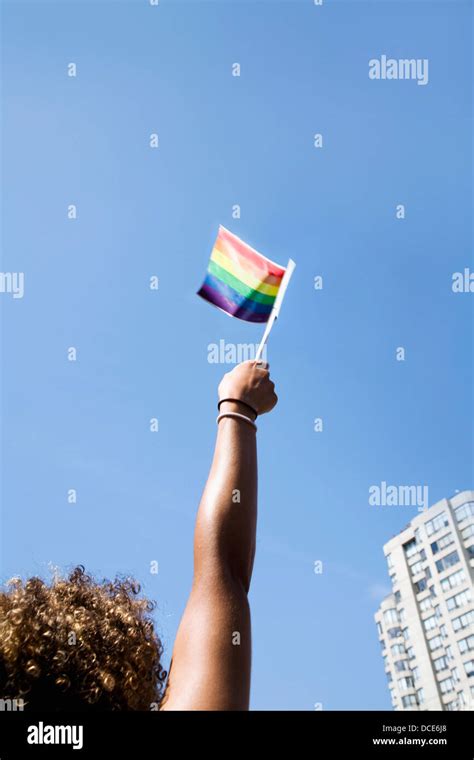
(218, 397), (258, 418)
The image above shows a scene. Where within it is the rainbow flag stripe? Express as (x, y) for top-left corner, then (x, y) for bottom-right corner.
(197, 226), (286, 323)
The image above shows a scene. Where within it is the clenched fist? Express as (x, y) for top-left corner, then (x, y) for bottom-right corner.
(218, 360), (278, 417)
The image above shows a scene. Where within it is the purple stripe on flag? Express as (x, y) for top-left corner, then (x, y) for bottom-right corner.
(197, 281), (271, 323)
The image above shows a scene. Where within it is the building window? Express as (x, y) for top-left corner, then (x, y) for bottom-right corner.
(430, 532), (454, 555)
(402, 627), (410, 641)
(428, 635), (443, 652)
(439, 676), (456, 694)
(445, 645), (453, 660)
(419, 597), (432, 612)
(439, 624), (448, 639)
(459, 635), (474, 655)
(435, 551), (460, 574)
(462, 524), (474, 541)
(387, 553), (394, 569)
(402, 694), (418, 708)
(446, 589), (471, 611)
(404, 539), (418, 558)
(398, 676), (415, 691)
(468, 545), (474, 559)
(445, 698), (460, 710)
(391, 643), (405, 656)
(423, 615), (437, 632)
(412, 666), (420, 681)
(388, 627), (402, 640)
(376, 621), (383, 637)
(464, 660), (474, 678)
(415, 578), (427, 593)
(416, 688), (425, 705)
(383, 608), (398, 625)
(398, 608), (406, 622)
(394, 660), (407, 673)
(452, 610), (474, 633)
(433, 655), (449, 672)
(445, 692), (465, 710)
(425, 511), (449, 536)
(411, 560), (424, 576)
(454, 501), (474, 523)
(406, 646), (415, 660)
(441, 569), (466, 591)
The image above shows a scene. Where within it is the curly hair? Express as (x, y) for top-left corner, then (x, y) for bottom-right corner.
(0, 566), (167, 710)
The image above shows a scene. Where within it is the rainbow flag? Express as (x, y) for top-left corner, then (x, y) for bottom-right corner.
(197, 226), (287, 323)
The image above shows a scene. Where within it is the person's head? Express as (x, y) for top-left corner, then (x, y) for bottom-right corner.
(0, 566), (167, 710)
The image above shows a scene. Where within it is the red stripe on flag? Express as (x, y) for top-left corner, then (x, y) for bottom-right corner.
(218, 226), (286, 279)
(213, 242), (283, 289)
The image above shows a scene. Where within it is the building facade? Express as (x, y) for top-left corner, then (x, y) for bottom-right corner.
(375, 490), (474, 710)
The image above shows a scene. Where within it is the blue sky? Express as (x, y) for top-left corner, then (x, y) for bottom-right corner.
(1, 0), (472, 710)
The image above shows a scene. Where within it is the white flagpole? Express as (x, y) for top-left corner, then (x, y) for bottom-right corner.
(255, 258), (296, 362)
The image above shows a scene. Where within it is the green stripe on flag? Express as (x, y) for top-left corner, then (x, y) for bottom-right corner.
(208, 260), (277, 306)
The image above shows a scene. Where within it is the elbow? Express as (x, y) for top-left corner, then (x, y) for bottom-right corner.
(194, 513), (256, 595)
(193, 547), (254, 597)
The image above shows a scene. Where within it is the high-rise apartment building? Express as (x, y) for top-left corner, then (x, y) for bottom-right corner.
(375, 490), (474, 710)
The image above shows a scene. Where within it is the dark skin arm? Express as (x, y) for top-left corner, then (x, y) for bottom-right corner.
(160, 360), (277, 710)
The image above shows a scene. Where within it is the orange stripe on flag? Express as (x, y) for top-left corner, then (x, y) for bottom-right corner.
(212, 244), (282, 294)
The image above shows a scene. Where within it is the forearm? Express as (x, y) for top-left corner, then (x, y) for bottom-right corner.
(161, 362), (276, 710)
(193, 401), (258, 592)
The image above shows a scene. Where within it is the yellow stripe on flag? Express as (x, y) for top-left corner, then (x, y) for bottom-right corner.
(211, 246), (281, 297)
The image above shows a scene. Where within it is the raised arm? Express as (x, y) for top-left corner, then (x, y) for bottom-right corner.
(160, 360), (277, 711)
